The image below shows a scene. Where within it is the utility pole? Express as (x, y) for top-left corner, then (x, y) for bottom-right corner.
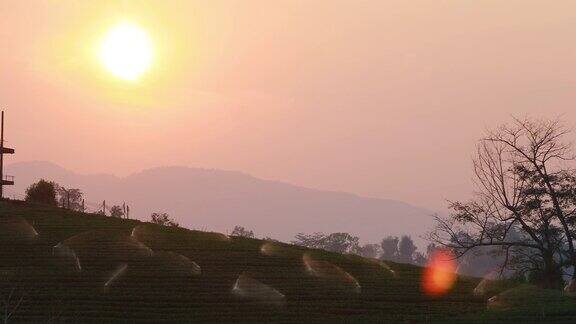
(0, 111), (15, 199)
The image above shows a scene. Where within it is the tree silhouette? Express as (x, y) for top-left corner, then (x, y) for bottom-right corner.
(380, 236), (399, 261)
(292, 232), (326, 249)
(109, 205), (124, 218)
(55, 186), (83, 211)
(356, 244), (381, 258)
(25, 179), (57, 205)
(322, 233), (359, 254)
(398, 235), (417, 263)
(430, 117), (576, 288)
(230, 226), (255, 238)
(292, 232), (359, 254)
(150, 212), (179, 227)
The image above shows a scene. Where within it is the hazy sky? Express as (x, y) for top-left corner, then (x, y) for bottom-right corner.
(1, 0), (575, 210)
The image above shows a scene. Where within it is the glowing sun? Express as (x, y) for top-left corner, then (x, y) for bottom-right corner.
(98, 22), (153, 81)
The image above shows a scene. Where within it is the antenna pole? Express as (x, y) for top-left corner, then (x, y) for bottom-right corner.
(1, 111), (4, 199)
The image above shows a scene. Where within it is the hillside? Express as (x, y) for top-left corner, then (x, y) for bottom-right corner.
(2, 200), (575, 322)
(0, 199), (491, 323)
(6, 161), (436, 246)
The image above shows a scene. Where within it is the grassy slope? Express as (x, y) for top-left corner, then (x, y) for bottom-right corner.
(1, 200), (572, 323)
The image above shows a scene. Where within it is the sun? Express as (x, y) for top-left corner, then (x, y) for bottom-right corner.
(98, 22), (153, 81)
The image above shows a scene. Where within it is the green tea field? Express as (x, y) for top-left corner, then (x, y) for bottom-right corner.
(0, 200), (574, 323)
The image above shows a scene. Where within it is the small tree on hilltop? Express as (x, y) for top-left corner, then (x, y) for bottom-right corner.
(292, 232), (360, 254)
(292, 232), (326, 249)
(56, 186), (83, 211)
(380, 236), (399, 261)
(25, 179), (57, 205)
(322, 232), (360, 254)
(230, 226), (255, 238)
(109, 205), (124, 218)
(150, 212), (179, 227)
(356, 243), (381, 258)
(413, 252), (427, 266)
(398, 235), (418, 263)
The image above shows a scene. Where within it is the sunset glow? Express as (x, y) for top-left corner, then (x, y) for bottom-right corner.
(98, 22), (153, 81)
(2, 1), (575, 321)
(421, 249), (457, 297)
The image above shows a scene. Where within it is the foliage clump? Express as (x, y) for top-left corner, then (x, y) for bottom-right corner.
(150, 212), (179, 227)
(25, 179), (57, 205)
(230, 226), (255, 238)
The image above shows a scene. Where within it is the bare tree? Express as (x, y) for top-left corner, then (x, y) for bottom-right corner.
(430, 117), (576, 287)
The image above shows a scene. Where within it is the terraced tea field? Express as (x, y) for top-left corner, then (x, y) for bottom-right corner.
(0, 200), (573, 322)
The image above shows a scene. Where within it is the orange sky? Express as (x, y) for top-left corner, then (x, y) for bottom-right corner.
(1, 0), (575, 210)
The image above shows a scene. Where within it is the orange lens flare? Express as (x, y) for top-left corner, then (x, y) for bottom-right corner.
(421, 249), (456, 296)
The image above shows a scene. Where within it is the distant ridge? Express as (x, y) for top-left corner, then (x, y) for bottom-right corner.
(6, 161), (436, 246)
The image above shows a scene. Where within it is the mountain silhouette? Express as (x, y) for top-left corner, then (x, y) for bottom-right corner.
(6, 161), (436, 246)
